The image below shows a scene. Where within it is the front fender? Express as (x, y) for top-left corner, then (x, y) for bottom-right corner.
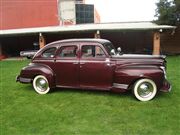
(19, 63), (55, 88)
(114, 65), (164, 90)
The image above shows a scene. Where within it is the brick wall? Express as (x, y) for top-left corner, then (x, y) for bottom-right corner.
(0, 0), (59, 30)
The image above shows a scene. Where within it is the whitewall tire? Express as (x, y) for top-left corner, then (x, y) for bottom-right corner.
(33, 75), (50, 94)
(133, 79), (157, 101)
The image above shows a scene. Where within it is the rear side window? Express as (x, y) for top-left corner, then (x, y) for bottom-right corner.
(59, 46), (77, 58)
(42, 47), (56, 58)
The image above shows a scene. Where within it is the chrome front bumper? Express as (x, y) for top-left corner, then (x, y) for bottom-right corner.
(160, 80), (172, 92)
(16, 75), (32, 83)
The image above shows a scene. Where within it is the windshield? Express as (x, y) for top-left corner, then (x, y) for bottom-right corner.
(103, 42), (116, 56)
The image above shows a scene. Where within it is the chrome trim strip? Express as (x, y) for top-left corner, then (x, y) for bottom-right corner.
(169, 85), (172, 92)
(33, 59), (55, 62)
(34, 58), (110, 63)
(113, 83), (128, 89)
(80, 60), (108, 63)
(56, 85), (79, 89)
(55, 60), (79, 63)
(160, 66), (167, 79)
(55, 60), (109, 63)
(18, 77), (32, 83)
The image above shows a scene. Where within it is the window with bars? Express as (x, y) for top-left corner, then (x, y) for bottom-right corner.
(76, 4), (94, 24)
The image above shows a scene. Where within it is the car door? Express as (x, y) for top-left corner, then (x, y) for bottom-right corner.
(55, 43), (79, 87)
(79, 43), (113, 90)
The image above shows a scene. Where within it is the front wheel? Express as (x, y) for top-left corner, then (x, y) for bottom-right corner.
(133, 79), (157, 101)
(33, 75), (50, 94)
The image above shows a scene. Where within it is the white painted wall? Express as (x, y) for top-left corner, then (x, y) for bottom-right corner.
(58, 0), (76, 25)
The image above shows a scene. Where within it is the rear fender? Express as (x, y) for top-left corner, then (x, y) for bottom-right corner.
(20, 63), (55, 88)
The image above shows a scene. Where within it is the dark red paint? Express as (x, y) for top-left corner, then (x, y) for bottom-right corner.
(17, 39), (171, 93)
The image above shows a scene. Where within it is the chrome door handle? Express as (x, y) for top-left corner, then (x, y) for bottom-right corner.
(107, 63), (111, 66)
(80, 62), (85, 65)
(73, 62), (78, 64)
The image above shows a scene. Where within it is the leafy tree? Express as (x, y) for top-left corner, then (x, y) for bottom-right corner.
(155, 0), (180, 25)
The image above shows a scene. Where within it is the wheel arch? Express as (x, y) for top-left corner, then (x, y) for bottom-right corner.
(24, 63), (56, 88)
(127, 76), (155, 90)
(115, 65), (164, 91)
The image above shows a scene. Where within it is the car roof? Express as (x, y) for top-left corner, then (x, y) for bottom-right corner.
(46, 38), (111, 47)
(34, 38), (111, 58)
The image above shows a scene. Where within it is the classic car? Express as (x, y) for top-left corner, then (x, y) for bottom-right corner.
(16, 39), (171, 101)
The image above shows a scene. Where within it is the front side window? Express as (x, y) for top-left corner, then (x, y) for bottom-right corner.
(42, 47), (56, 58)
(81, 45), (105, 58)
(59, 46), (77, 58)
(103, 42), (116, 55)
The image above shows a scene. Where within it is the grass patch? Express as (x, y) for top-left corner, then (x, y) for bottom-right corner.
(0, 56), (180, 135)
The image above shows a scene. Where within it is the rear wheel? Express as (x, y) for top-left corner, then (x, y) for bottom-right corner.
(33, 75), (50, 94)
(133, 79), (157, 101)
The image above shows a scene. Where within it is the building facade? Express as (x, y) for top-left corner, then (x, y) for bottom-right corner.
(0, 0), (100, 30)
(0, 0), (59, 30)
(0, 0), (178, 59)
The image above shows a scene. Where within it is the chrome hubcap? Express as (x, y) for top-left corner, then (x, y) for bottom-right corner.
(137, 82), (154, 98)
(36, 78), (48, 92)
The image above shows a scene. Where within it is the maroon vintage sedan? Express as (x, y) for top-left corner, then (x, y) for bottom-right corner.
(16, 39), (171, 101)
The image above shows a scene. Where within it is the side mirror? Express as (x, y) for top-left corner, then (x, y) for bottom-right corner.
(117, 47), (121, 53)
(110, 49), (116, 55)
